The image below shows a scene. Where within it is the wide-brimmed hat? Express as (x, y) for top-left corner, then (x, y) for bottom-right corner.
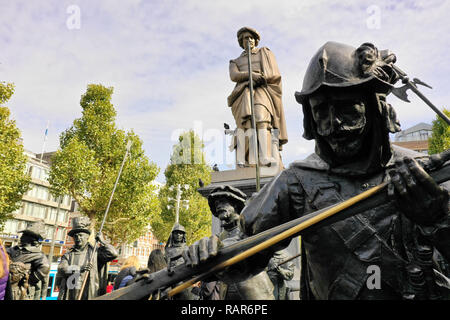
(208, 185), (247, 216)
(19, 220), (46, 240)
(237, 26), (260, 49)
(68, 216), (91, 237)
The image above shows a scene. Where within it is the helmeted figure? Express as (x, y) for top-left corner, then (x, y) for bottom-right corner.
(165, 223), (187, 271)
(228, 27), (288, 167)
(186, 41), (450, 300)
(267, 249), (294, 300)
(7, 220), (50, 300)
(164, 223), (196, 299)
(207, 185), (274, 300)
(233, 41), (450, 299)
(56, 216), (118, 300)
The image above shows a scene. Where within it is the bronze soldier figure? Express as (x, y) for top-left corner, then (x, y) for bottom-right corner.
(267, 249), (294, 300)
(56, 216), (117, 300)
(164, 223), (196, 299)
(7, 220), (50, 300)
(185, 41), (450, 300)
(206, 185), (274, 300)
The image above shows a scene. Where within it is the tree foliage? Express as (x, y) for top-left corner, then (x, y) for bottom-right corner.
(0, 82), (30, 228)
(151, 130), (212, 245)
(428, 108), (450, 155)
(49, 84), (160, 244)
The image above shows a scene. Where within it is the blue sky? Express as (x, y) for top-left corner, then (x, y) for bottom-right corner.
(1, 0), (449, 182)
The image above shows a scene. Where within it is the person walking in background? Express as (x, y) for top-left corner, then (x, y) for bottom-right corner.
(147, 249), (167, 274)
(113, 255), (140, 290)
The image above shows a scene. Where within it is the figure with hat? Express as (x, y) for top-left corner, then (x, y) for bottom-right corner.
(184, 41), (450, 299)
(206, 185), (274, 300)
(227, 26), (288, 168)
(56, 216), (118, 300)
(6, 219), (50, 300)
(164, 222), (198, 299)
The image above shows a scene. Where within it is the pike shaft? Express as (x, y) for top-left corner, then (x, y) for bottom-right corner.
(408, 83), (450, 126)
(168, 182), (388, 297)
(76, 141), (131, 300)
(247, 39), (261, 192)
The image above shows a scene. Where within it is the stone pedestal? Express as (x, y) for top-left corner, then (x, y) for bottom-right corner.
(197, 162), (282, 199)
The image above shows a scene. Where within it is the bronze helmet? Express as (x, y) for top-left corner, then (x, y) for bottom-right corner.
(295, 41), (400, 141)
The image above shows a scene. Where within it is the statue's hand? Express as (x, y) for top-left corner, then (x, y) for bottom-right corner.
(81, 262), (93, 273)
(388, 157), (449, 225)
(181, 235), (221, 267)
(252, 73), (266, 87)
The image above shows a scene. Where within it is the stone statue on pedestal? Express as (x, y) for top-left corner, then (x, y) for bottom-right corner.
(227, 27), (288, 168)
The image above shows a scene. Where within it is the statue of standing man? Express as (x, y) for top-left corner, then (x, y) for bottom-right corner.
(227, 27), (288, 168)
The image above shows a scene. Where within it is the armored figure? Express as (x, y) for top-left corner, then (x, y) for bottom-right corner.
(267, 249), (294, 300)
(186, 41), (450, 300)
(7, 220), (50, 300)
(165, 223), (196, 299)
(228, 27), (288, 167)
(57, 216), (118, 300)
(207, 185), (274, 300)
(165, 223), (188, 272)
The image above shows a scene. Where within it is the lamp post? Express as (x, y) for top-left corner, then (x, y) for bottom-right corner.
(167, 184), (190, 224)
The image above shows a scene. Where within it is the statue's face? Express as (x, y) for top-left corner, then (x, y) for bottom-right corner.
(240, 31), (256, 50)
(172, 230), (185, 244)
(309, 89), (368, 159)
(73, 232), (89, 249)
(215, 200), (240, 231)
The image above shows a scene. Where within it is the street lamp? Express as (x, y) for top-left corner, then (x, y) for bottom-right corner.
(167, 184), (190, 224)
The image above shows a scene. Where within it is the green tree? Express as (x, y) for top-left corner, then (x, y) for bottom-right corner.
(428, 108), (450, 154)
(49, 84), (160, 244)
(151, 130), (212, 245)
(0, 82), (30, 228)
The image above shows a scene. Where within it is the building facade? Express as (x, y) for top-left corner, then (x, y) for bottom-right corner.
(392, 122), (432, 154)
(0, 150), (72, 262)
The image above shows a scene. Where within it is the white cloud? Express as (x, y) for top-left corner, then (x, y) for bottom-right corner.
(1, 0), (449, 182)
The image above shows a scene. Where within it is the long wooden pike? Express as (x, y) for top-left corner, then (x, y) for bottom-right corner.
(95, 153), (450, 300)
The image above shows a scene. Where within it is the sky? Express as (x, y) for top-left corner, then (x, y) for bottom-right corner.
(1, 0), (449, 183)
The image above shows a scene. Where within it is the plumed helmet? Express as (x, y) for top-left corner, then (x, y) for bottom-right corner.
(19, 220), (46, 240)
(237, 26), (260, 49)
(208, 185), (247, 216)
(295, 41), (400, 140)
(68, 216), (92, 237)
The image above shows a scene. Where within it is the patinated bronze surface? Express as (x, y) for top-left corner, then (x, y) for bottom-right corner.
(267, 249), (294, 300)
(207, 185), (274, 300)
(56, 217), (117, 300)
(6, 220), (50, 300)
(187, 41), (450, 300)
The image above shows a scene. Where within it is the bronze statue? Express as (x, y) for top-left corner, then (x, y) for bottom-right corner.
(184, 41), (450, 300)
(266, 249), (294, 300)
(164, 223), (196, 299)
(9, 261), (30, 300)
(227, 27), (288, 167)
(56, 216), (117, 300)
(207, 185), (274, 300)
(7, 220), (50, 300)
